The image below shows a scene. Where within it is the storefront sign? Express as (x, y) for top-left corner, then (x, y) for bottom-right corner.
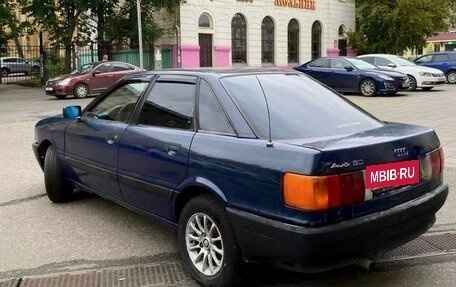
(274, 0), (316, 10)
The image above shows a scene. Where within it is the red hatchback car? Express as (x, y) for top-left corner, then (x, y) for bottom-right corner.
(44, 61), (143, 99)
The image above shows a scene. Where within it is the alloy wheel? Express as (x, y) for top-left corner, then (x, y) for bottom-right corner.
(360, 80), (376, 96)
(185, 213), (224, 276)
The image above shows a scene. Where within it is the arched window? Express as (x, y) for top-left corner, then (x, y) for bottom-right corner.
(311, 21), (322, 60)
(261, 17), (274, 64)
(288, 19), (299, 63)
(231, 13), (247, 64)
(198, 14), (211, 28)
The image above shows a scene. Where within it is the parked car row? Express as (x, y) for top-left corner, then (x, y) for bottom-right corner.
(44, 52), (454, 99)
(294, 54), (446, 96)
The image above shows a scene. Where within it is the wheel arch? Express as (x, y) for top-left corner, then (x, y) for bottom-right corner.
(37, 139), (53, 169)
(173, 177), (228, 223)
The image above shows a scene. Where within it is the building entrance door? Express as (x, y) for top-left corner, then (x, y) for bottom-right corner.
(199, 34), (213, 67)
(338, 39), (347, 56)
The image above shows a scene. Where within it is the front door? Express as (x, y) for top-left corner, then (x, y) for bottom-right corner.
(64, 81), (148, 201)
(199, 33), (213, 67)
(118, 75), (197, 219)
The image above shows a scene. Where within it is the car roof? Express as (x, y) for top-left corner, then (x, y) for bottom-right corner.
(121, 68), (301, 81)
(358, 54), (402, 58)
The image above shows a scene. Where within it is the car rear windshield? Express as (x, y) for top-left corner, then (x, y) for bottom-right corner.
(221, 73), (383, 140)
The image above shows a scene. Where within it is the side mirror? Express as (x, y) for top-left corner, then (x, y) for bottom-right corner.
(344, 65), (354, 71)
(387, 63), (397, 68)
(63, 106), (82, 119)
(92, 70), (101, 76)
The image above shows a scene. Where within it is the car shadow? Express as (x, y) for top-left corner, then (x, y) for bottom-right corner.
(244, 263), (371, 286)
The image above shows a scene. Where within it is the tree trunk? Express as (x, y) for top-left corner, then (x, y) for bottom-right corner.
(65, 44), (72, 73)
(13, 36), (24, 58)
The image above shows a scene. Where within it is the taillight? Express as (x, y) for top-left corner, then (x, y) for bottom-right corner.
(283, 171), (365, 211)
(419, 147), (444, 180)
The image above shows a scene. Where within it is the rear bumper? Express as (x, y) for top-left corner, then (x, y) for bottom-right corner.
(228, 183), (448, 273)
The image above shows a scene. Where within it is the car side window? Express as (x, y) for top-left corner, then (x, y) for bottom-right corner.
(331, 59), (348, 69)
(415, 55), (432, 64)
(449, 53), (456, 61)
(309, 58), (330, 68)
(94, 63), (112, 74)
(375, 57), (393, 66)
(433, 54), (448, 62)
(359, 57), (374, 65)
(137, 81), (196, 130)
(198, 80), (235, 134)
(85, 82), (148, 123)
(113, 63), (131, 72)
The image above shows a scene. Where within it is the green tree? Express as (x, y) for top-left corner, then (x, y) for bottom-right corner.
(20, 0), (95, 72)
(20, 0), (180, 72)
(91, 0), (179, 67)
(348, 0), (456, 54)
(0, 0), (30, 57)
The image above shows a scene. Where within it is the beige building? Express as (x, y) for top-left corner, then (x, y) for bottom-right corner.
(155, 0), (356, 68)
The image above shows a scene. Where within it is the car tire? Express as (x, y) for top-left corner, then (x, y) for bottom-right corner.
(178, 194), (245, 287)
(359, 79), (377, 97)
(43, 145), (73, 203)
(55, 95), (67, 99)
(74, 83), (89, 98)
(407, 75), (417, 91)
(1, 68), (10, 77)
(422, 87), (433, 91)
(446, 71), (456, 84)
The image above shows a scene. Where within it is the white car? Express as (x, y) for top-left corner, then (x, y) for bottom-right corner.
(357, 54), (446, 91)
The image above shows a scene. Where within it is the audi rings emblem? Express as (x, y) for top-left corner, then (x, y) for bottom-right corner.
(394, 147), (409, 157)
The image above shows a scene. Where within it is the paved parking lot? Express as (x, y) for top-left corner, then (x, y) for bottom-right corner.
(0, 83), (455, 287)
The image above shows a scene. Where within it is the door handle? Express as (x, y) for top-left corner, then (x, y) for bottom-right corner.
(106, 133), (118, 144)
(166, 143), (182, 156)
(107, 74), (114, 78)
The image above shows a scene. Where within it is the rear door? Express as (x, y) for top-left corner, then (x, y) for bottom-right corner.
(65, 81), (149, 201)
(111, 62), (135, 82)
(117, 75), (197, 219)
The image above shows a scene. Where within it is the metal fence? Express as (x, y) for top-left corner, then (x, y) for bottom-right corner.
(0, 43), (160, 86)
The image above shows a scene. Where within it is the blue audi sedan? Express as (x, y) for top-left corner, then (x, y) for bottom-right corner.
(33, 70), (447, 287)
(294, 57), (410, 96)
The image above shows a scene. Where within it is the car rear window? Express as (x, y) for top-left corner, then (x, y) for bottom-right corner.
(221, 74), (383, 140)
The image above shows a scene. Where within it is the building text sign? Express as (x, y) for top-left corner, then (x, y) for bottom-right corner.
(274, 0), (316, 10)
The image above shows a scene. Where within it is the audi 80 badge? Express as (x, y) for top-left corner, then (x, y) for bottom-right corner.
(33, 70), (448, 287)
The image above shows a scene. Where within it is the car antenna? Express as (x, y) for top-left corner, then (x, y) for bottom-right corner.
(255, 76), (274, 148)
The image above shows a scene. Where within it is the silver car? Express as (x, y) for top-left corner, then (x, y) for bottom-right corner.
(0, 57), (40, 77)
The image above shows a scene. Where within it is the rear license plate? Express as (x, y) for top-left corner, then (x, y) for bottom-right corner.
(439, 77), (446, 82)
(365, 160), (419, 189)
(45, 87), (53, 91)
